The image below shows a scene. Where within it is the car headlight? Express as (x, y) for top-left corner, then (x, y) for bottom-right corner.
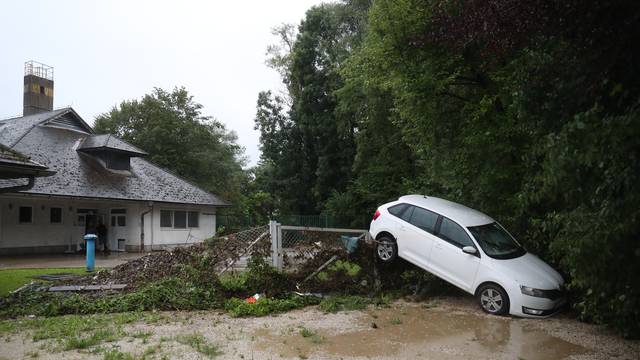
(520, 285), (545, 297)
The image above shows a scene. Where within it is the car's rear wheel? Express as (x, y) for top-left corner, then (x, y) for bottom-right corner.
(477, 283), (510, 315)
(376, 236), (397, 263)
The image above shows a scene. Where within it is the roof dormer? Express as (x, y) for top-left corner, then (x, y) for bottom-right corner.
(77, 134), (147, 172)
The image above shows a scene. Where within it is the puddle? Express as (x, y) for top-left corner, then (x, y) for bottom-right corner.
(253, 303), (588, 359)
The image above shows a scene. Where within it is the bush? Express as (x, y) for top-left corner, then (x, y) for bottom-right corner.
(224, 295), (318, 317)
(0, 277), (220, 318)
(244, 256), (293, 297)
(219, 272), (250, 295)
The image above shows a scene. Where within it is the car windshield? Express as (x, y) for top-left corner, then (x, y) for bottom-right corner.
(467, 222), (526, 259)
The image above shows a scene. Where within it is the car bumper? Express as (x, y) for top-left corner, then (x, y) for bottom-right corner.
(513, 294), (566, 318)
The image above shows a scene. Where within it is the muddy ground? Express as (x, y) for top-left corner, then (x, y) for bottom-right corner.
(1, 296), (639, 360)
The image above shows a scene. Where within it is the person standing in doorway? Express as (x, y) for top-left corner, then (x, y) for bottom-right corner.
(96, 219), (109, 255)
(83, 214), (97, 254)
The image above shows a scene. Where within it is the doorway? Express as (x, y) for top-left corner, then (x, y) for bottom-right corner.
(75, 208), (98, 252)
(109, 208), (127, 251)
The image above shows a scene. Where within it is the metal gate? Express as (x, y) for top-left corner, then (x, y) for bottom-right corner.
(216, 221), (370, 274)
(269, 221), (370, 272)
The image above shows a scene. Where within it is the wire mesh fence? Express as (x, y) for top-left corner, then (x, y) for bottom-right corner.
(216, 215), (265, 234)
(211, 225), (271, 274)
(278, 225), (369, 273)
(210, 221), (370, 276)
(217, 214), (372, 234)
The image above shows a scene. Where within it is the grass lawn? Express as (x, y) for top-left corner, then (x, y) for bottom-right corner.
(0, 268), (93, 296)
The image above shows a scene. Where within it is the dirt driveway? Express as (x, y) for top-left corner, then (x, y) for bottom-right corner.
(1, 297), (638, 360)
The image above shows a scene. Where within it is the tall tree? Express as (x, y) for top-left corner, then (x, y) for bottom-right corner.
(255, 1), (371, 214)
(94, 87), (247, 206)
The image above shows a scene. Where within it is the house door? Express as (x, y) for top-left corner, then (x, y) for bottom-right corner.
(76, 208), (98, 251)
(109, 209), (127, 251)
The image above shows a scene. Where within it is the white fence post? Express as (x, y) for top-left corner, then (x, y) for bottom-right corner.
(269, 220), (279, 269)
(276, 222), (283, 272)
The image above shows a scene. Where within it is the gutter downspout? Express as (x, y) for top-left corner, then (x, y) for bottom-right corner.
(0, 176), (35, 194)
(140, 202), (153, 253)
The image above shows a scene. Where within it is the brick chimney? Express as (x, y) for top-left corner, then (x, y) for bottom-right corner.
(23, 61), (54, 116)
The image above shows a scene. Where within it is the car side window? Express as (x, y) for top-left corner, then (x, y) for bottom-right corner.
(438, 217), (474, 248)
(408, 206), (438, 233)
(400, 205), (414, 222)
(388, 204), (408, 218)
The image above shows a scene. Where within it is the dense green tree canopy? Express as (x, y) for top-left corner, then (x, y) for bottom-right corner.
(94, 87), (247, 206)
(255, 2), (371, 215)
(255, 0), (640, 337)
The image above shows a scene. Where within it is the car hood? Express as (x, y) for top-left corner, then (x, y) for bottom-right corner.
(490, 253), (564, 289)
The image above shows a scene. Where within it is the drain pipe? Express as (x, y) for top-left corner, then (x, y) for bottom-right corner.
(0, 176), (34, 193)
(140, 202), (153, 253)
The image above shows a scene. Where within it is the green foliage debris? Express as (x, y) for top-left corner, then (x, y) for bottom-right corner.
(224, 295), (318, 318)
(318, 295), (393, 313)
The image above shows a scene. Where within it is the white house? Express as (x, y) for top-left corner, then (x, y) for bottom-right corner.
(0, 62), (229, 255)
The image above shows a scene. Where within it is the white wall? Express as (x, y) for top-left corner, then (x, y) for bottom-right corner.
(0, 195), (142, 253)
(0, 194), (217, 254)
(147, 204), (216, 250)
(0, 197), (77, 251)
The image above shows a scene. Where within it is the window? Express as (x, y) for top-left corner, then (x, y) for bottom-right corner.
(468, 222), (525, 259)
(161, 210), (199, 229)
(160, 210), (172, 227)
(104, 153), (131, 171)
(39, 85), (45, 94)
(188, 211), (199, 228)
(400, 206), (414, 222)
(77, 209), (96, 227)
(388, 204), (408, 217)
(408, 206), (438, 233)
(111, 209), (126, 227)
(173, 211), (187, 228)
(50, 207), (62, 224)
(389, 204), (417, 223)
(19, 206), (33, 224)
(438, 217), (474, 248)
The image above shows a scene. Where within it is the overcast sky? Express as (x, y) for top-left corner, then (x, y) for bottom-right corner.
(0, 0), (325, 166)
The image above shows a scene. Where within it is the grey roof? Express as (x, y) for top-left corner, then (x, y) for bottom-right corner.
(0, 108), (70, 146)
(0, 143), (54, 179)
(78, 134), (148, 156)
(0, 144), (45, 168)
(0, 108), (228, 206)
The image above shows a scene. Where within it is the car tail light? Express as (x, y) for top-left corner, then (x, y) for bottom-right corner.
(372, 209), (381, 221)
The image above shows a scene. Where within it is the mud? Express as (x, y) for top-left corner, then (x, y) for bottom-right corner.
(253, 302), (588, 359)
(2, 298), (638, 360)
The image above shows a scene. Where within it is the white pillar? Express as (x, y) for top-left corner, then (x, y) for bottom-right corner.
(269, 220), (283, 271)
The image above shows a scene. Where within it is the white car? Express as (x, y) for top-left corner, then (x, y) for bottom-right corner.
(369, 195), (565, 317)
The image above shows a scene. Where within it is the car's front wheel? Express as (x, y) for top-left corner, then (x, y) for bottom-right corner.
(376, 236), (397, 263)
(477, 283), (510, 315)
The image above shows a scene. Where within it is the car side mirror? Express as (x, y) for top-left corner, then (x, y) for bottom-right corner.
(462, 246), (477, 255)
